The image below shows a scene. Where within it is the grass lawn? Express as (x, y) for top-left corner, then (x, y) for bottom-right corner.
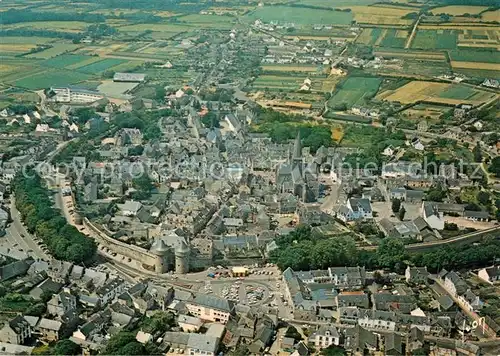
(41, 54), (93, 68)
(246, 6), (353, 25)
(329, 76), (382, 108)
(450, 49), (500, 64)
(380, 29), (407, 48)
(13, 69), (90, 89)
(74, 58), (127, 74)
(412, 30), (458, 50)
(438, 85), (477, 100)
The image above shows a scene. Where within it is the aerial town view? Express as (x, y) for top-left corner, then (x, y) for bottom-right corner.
(0, 0), (499, 355)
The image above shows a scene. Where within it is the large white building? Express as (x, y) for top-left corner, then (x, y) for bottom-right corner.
(185, 294), (235, 323)
(49, 87), (104, 103)
(422, 202), (444, 230)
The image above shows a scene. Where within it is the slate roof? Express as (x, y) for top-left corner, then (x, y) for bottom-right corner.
(187, 333), (219, 353)
(38, 318), (62, 331)
(191, 294), (234, 313)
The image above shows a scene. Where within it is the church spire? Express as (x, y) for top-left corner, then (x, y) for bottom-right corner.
(292, 131), (302, 161)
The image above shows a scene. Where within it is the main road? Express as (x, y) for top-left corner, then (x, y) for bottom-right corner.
(5, 198), (51, 261)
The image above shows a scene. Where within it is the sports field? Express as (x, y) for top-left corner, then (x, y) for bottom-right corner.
(13, 70), (90, 90)
(381, 81), (497, 105)
(246, 6), (353, 25)
(328, 77), (381, 108)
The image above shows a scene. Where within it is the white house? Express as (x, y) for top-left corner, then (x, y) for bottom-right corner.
(478, 266), (500, 284)
(308, 325), (340, 349)
(444, 271), (467, 297)
(422, 202), (444, 230)
(337, 198), (373, 222)
(358, 312), (396, 332)
(382, 146), (395, 157)
(457, 290), (483, 312)
(473, 121), (483, 131)
(119, 200), (143, 217)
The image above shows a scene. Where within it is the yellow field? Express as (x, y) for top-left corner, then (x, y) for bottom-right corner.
(482, 9), (500, 22)
(5, 21), (88, 32)
(90, 9), (140, 15)
(342, 6), (414, 25)
(396, 30), (409, 38)
(431, 6), (488, 16)
(0, 64), (16, 73)
(284, 36), (345, 41)
(420, 25), (499, 30)
(458, 43), (500, 49)
(155, 11), (177, 17)
(261, 65), (320, 72)
(375, 29), (388, 46)
(451, 61), (500, 71)
(356, 29), (372, 44)
(373, 50), (446, 60)
(331, 126), (344, 142)
(0, 44), (36, 52)
(381, 81), (497, 106)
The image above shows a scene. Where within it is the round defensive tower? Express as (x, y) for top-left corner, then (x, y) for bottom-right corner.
(175, 239), (190, 274)
(150, 239), (170, 273)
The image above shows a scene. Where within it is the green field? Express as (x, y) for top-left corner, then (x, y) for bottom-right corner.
(13, 70), (90, 89)
(450, 49), (500, 64)
(74, 58), (127, 74)
(178, 14), (236, 28)
(329, 77), (382, 108)
(412, 30), (459, 50)
(26, 43), (80, 59)
(41, 54), (93, 68)
(380, 29), (407, 48)
(246, 6), (353, 25)
(299, 0), (379, 6)
(438, 85), (478, 100)
(0, 36), (55, 44)
(118, 23), (190, 33)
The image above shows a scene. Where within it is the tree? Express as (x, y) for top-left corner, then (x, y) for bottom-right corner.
(53, 340), (81, 355)
(120, 342), (146, 355)
(391, 198), (401, 213)
(398, 206), (406, 221)
(285, 326), (303, 342)
(426, 188), (447, 202)
(477, 191), (491, 206)
(25, 303), (46, 316)
(377, 238), (408, 271)
(473, 142), (482, 163)
(102, 332), (136, 355)
(489, 156), (500, 178)
(132, 173), (154, 198)
(321, 345), (347, 356)
(140, 311), (176, 335)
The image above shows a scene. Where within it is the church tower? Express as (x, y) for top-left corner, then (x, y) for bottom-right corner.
(292, 131), (302, 167)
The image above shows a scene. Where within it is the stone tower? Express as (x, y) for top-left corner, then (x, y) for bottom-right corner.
(150, 239), (170, 273)
(175, 239), (190, 274)
(292, 131), (302, 167)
